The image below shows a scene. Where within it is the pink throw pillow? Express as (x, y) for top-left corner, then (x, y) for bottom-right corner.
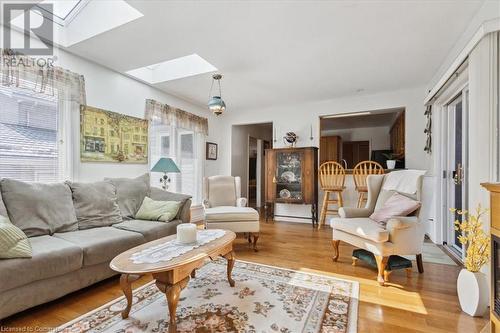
(370, 193), (421, 227)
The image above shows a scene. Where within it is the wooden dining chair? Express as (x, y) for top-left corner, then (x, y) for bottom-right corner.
(352, 161), (385, 208)
(318, 161), (346, 229)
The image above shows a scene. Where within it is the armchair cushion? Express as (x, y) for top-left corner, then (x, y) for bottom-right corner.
(331, 217), (389, 243)
(205, 206), (259, 222)
(370, 192), (421, 227)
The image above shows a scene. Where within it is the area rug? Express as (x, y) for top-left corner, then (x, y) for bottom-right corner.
(55, 260), (359, 333)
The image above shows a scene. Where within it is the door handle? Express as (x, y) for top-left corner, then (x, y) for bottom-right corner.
(453, 163), (464, 185)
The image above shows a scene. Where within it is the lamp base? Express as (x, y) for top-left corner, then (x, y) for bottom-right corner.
(160, 173), (170, 191)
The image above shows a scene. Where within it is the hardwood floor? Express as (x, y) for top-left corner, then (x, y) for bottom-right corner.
(1, 220), (488, 332)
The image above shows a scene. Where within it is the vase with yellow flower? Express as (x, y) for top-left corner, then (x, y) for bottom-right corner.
(452, 205), (490, 317)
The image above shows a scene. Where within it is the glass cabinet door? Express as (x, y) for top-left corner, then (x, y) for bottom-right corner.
(275, 150), (303, 202)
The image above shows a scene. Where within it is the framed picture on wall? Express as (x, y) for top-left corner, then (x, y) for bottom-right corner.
(206, 142), (218, 160)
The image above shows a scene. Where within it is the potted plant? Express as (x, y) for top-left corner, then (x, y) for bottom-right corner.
(452, 205), (490, 317)
(382, 153), (399, 169)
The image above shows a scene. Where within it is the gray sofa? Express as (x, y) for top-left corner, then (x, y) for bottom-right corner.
(0, 174), (191, 320)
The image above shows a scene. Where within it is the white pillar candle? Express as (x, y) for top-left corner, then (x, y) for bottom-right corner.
(177, 223), (197, 244)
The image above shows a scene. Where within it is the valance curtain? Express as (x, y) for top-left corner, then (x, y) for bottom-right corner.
(0, 49), (86, 104)
(145, 99), (208, 135)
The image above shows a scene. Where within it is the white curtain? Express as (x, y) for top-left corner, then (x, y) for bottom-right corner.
(145, 99), (207, 204)
(0, 49), (86, 181)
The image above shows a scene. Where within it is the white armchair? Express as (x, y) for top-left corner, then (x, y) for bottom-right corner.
(203, 176), (260, 251)
(331, 174), (425, 285)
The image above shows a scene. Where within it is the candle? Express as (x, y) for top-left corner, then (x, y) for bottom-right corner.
(177, 223), (197, 244)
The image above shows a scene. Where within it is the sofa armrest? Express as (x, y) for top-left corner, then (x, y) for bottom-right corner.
(236, 197), (248, 207)
(150, 187), (192, 223)
(338, 207), (372, 218)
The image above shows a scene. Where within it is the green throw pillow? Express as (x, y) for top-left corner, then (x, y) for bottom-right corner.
(0, 215), (32, 259)
(135, 197), (181, 222)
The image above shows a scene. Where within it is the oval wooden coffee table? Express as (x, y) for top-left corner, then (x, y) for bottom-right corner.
(110, 230), (236, 332)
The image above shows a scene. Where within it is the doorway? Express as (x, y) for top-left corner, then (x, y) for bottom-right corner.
(231, 123), (273, 208)
(443, 90), (469, 256)
(248, 137), (258, 207)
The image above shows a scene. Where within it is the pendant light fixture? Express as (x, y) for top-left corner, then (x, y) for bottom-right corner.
(208, 73), (226, 116)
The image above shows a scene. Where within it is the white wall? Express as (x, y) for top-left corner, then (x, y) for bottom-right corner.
(321, 126), (391, 155)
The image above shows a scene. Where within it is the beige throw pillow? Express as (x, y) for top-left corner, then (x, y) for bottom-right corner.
(0, 215), (32, 259)
(135, 197), (181, 222)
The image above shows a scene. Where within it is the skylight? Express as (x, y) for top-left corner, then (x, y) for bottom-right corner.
(126, 54), (217, 84)
(9, 0), (143, 47)
(35, 0), (90, 26)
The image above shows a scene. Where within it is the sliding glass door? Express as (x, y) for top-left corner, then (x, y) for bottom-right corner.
(444, 91), (469, 255)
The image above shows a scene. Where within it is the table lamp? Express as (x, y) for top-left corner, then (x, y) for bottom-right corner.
(151, 158), (181, 190)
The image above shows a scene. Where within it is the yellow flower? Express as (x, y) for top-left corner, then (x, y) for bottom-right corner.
(451, 205), (490, 272)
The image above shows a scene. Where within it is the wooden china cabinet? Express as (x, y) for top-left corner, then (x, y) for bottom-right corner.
(264, 147), (319, 227)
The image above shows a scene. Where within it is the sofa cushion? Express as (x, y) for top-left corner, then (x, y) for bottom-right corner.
(331, 217), (389, 243)
(105, 174), (150, 219)
(54, 227), (144, 266)
(370, 192), (421, 227)
(67, 181), (123, 229)
(0, 216), (32, 259)
(0, 179), (78, 237)
(0, 235), (83, 293)
(113, 219), (181, 242)
(135, 197), (181, 222)
(0, 188), (8, 218)
(150, 187), (191, 220)
(205, 206), (259, 222)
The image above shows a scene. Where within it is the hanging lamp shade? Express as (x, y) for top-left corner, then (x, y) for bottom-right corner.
(208, 73), (226, 116)
(208, 96), (226, 116)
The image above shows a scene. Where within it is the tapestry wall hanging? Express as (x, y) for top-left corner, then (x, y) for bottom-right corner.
(80, 106), (148, 163)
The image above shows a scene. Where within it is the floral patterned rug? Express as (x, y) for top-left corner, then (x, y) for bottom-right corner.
(56, 260), (359, 333)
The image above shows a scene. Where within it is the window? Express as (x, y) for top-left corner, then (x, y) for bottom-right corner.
(150, 125), (204, 204)
(0, 86), (62, 182)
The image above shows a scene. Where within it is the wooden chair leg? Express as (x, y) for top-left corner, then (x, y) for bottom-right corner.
(252, 233), (259, 252)
(352, 257), (358, 266)
(384, 270), (391, 282)
(332, 240), (340, 262)
(406, 268), (412, 278)
(319, 191), (329, 229)
(338, 191), (344, 208)
(375, 255), (389, 286)
(416, 254), (424, 273)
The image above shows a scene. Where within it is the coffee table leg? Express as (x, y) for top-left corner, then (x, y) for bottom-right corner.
(120, 274), (133, 319)
(223, 251), (236, 287)
(157, 276), (190, 332)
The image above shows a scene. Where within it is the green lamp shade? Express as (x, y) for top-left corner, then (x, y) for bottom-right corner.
(151, 158), (180, 173)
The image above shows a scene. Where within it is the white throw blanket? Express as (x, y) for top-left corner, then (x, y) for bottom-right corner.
(382, 169), (427, 194)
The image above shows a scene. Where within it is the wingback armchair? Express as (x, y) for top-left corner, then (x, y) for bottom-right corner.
(330, 174), (425, 285)
(203, 176), (260, 251)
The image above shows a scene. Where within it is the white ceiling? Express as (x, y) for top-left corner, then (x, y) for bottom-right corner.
(64, 0), (484, 112)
